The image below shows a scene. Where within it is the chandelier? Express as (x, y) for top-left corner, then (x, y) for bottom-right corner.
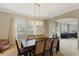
(32, 3), (43, 25)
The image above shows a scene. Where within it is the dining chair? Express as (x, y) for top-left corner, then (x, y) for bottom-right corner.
(32, 40), (45, 56)
(34, 35), (40, 39)
(15, 40), (27, 56)
(40, 34), (44, 38)
(27, 35), (34, 40)
(44, 34), (48, 37)
(44, 39), (52, 56)
(43, 37), (49, 40)
(51, 38), (59, 55)
(34, 35), (41, 41)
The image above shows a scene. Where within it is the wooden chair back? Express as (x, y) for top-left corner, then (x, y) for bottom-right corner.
(34, 35), (40, 39)
(35, 40), (45, 55)
(52, 38), (58, 48)
(34, 35), (41, 41)
(27, 35), (34, 40)
(45, 39), (52, 50)
(15, 40), (21, 54)
(40, 34), (44, 38)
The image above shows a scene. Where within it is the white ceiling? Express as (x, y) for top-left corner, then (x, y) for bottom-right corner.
(0, 3), (79, 19)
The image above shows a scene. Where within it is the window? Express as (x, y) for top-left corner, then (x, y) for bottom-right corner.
(60, 24), (68, 33)
(15, 19), (44, 39)
(16, 19), (25, 39)
(70, 24), (77, 33)
(50, 23), (56, 36)
(26, 21), (34, 35)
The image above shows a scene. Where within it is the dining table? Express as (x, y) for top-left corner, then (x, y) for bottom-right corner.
(21, 39), (36, 55)
(21, 38), (60, 56)
(21, 39), (35, 48)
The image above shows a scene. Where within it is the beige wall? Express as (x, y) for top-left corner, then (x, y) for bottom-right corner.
(0, 12), (26, 35)
(0, 12), (12, 39)
(44, 19), (57, 36)
(43, 20), (48, 35)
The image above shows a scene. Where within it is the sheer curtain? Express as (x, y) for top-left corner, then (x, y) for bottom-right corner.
(8, 18), (16, 45)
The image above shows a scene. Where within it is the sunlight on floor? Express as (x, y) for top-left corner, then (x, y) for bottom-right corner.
(60, 38), (78, 56)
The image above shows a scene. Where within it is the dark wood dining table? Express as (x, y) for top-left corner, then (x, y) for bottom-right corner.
(21, 38), (60, 56)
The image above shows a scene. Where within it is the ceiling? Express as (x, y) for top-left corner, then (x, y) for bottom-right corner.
(0, 3), (79, 19)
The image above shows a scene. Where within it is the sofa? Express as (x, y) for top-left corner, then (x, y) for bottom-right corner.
(61, 33), (77, 38)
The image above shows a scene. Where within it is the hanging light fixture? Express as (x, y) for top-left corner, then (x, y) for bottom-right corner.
(35, 3), (40, 18)
(32, 3), (41, 25)
(32, 3), (36, 25)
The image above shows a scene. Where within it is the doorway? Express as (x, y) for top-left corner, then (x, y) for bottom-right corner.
(56, 18), (78, 56)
